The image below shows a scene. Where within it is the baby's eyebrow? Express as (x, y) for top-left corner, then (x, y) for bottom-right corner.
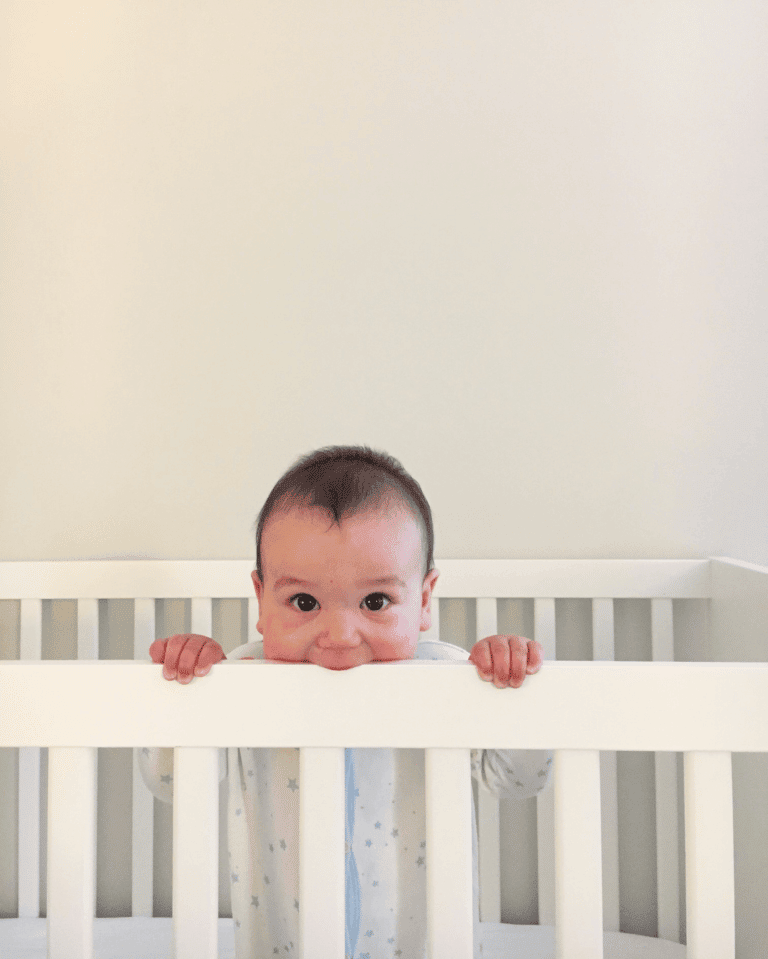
(273, 575), (405, 591)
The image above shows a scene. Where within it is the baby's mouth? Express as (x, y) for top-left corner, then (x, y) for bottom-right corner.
(315, 648), (367, 670)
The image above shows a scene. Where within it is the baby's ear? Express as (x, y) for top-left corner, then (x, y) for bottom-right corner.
(251, 570), (263, 600)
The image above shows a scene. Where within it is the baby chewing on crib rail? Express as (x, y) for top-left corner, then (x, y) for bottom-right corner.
(140, 445), (553, 959)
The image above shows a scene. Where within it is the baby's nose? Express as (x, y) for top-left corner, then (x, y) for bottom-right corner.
(317, 614), (362, 648)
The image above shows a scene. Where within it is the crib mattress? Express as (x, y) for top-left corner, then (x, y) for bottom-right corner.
(0, 918), (686, 958)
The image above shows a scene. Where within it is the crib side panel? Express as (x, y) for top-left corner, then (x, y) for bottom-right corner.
(709, 558), (768, 959)
(18, 600), (42, 919)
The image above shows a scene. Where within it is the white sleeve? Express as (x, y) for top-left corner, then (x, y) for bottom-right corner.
(136, 747), (228, 804)
(471, 748), (553, 800)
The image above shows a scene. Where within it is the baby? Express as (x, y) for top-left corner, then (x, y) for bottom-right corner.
(141, 445), (551, 959)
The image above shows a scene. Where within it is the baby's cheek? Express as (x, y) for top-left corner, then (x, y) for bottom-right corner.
(372, 634), (418, 661)
(262, 636), (305, 662)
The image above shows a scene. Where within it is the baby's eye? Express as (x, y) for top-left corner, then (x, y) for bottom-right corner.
(290, 593), (318, 613)
(362, 592), (391, 612)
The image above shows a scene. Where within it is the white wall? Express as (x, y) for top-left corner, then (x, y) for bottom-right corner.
(1, 0), (766, 567)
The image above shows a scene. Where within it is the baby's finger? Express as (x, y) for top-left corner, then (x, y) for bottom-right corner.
(526, 640), (544, 673)
(175, 636), (210, 684)
(149, 639), (167, 664)
(162, 635), (187, 676)
(469, 640), (494, 680)
(194, 641), (226, 677)
(488, 635), (511, 688)
(507, 636), (528, 688)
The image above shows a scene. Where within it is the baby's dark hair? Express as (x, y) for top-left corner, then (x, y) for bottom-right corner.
(253, 445), (434, 583)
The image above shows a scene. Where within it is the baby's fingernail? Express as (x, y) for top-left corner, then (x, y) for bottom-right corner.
(194, 667), (206, 676)
(163, 668), (175, 680)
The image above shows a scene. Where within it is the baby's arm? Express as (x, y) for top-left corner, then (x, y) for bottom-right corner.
(138, 634), (230, 800)
(471, 748), (553, 800)
(468, 634), (552, 798)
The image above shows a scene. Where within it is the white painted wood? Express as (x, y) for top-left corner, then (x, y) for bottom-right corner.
(554, 749), (603, 959)
(651, 598), (675, 661)
(2, 661), (768, 751)
(655, 752), (680, 941)
(17, 748), (41, 918)
(191, 597), (213, 637)
(77, 598), (99, 660)
(684, 751), (735, 959)
(425, 748), (473, 959)
(74, 599), (100, 916)
(592, 599), (619, 933)
(47, 746), (97, 959)
(132, 598), (156, 918)
(599, 752), (619, 933)
(0, 915), (693, 959)
(172, 747), (219, 959)
(18, 599), (42, 919)
(20, 599), (43, 659)
(0, 558), (713, 600)
(475, 596), (498, 642)
(247, 597), (258, 645)
(534, 598), (557, 661)
(474, 597), (500, 923)
(651, 598), (680, 942)
(591, 599), (615, 661)
(299, 748), (345, 959)
(477, 789), (501, 923)
(710, 557), (768, 661)
(535, 598), (556, 926)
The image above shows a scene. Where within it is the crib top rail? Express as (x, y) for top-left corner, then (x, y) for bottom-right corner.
(1, 659), (766, 752)
(0, 558), (716, 598)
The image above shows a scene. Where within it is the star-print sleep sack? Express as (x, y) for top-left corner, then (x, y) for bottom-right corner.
(138, 638), (553, 959)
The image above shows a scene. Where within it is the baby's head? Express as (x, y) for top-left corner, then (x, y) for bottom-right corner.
(250, 445), (439, 669)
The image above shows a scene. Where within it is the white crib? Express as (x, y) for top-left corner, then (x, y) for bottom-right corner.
(0, 557), (766, 959)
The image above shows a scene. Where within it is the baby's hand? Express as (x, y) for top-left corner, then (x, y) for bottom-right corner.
(149, 634), (226, 684)
(469, 635), (543, 689)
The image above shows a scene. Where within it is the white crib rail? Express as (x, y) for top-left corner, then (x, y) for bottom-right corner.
(1, 659), (766, 959)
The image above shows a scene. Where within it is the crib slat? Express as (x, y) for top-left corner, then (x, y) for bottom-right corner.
(299, 747), (345, 959)
(655, 751), (680, 939)
(684, 751), (735, 959)
(554, 749), (603, 959)
(191, 597), (213, 637)
(425, 748), (473, 958)
(651, 598), (681, 942)
(592, 598), (619, 933)
(77, 598), (99, 920)
(172, 747), (219, 959)
(18, 599), (42, 919)
(477, 790), (501, 923)
(535, 598), (556, 926)
(47, 746), (97, 959)
(77, 598), (99, 660)
(132, 598), (156, 918)
(247, 596), (258, 644)
(474, 597), (501, 923)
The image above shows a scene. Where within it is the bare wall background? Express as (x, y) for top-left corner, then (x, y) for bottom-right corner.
(1, 0), (766, 568)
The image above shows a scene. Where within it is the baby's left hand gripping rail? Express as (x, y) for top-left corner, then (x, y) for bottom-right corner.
(2, 659), (767, 959)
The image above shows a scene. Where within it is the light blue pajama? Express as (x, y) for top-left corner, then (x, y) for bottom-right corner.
(138, 639), (553, 959)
